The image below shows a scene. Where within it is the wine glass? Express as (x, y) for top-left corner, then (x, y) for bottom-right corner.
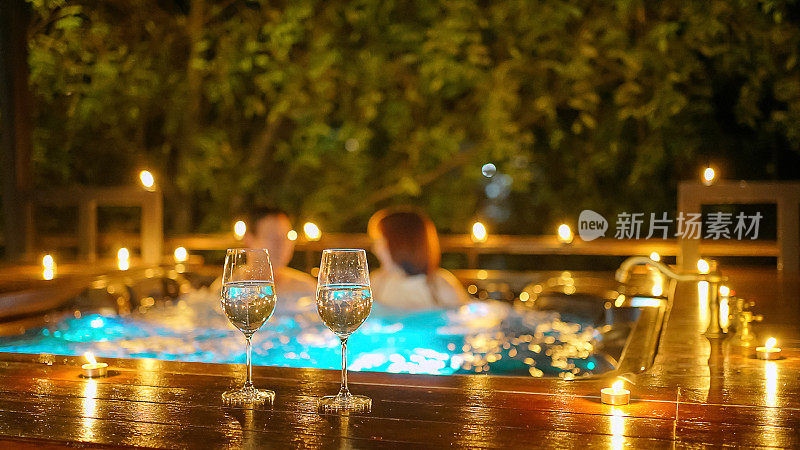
(316, 249), (373, 412)
(220, 248), (277, 404)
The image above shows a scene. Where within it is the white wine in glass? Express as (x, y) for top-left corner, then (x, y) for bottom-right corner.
(220, 248), (277, 405)
(316, 249), (373, 412)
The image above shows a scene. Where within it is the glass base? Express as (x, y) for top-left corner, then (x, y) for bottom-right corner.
(318, 393), (371, 413)
(222, 385), (274, 405)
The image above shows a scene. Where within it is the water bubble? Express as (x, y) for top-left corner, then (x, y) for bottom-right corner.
(481, 163), (496, 178)
(345, 138), (360, 152)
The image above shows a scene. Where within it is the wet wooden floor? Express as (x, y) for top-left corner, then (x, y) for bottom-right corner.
(0, 268), (798, 448)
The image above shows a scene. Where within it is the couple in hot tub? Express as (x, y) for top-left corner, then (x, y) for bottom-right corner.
(242, 206), (470, 315)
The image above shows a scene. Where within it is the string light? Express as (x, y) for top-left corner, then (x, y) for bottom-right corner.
(139, 170), (155, 191)
(173, 247), (188, 263)
(117, 248), (130, 271)
(42, 254), (55, 280)
(234, 221), (247, 239)
(471, 222), (488, 243)
(557, 224), (573, 244)
(702, 167), (715, 186)
(304, 222), (321, 241)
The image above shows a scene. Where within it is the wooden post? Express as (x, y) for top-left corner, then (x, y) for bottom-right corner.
(777, 198), (799, 274)
(0, 0), (34, 261)
(141, 191), (164, 265)
(78, 199), (98, 262)
(678, 181), (800, 274)
(677, 184), (701, 272)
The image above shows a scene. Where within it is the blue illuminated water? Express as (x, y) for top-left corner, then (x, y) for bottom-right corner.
(0, 290), (610, 378)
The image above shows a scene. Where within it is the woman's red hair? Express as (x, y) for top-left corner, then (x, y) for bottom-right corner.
(368, 208), (441, 276)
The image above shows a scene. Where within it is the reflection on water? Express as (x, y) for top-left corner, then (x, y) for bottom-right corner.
(0, 290), (609, 377)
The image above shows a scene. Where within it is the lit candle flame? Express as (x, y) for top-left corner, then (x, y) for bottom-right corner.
(612, 380), (624, 392)
(304, 222), (321, 241)
(85, 352), (97, 365)
(471, 222), (488, 243)
(557, 224), (573, 244)
(234, 220), (247, 239)
(173, 246), (188, 262)
(139, 170), (155, 190)
(765, 337), (777, 350)
(703, 167), (715, 185)
(696, 258), (710, 274)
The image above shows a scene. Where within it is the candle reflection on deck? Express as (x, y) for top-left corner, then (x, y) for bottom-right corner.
(610, 406), (626, 450)
(765, 361), (777, 408)
(80, 379), (98, 441)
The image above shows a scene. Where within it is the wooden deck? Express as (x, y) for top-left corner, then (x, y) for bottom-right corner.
(0, 268), (798, 448)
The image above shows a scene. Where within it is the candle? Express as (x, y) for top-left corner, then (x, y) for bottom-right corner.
(82, 352), (108, 377)
(601, 380), (630, 405)
(756, 337), (781, 360)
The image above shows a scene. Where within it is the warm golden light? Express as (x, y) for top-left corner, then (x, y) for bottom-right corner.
(82, 352), (108, 377)
(557, 224), (573, 244)
(719, 285), (730, 297)
(471, 222), (488, 243)
(651, 284), (663, 297)
(610, 407), (626, 450)
(697, 281), (709, 329)
(757, 337), (781, 360)
(117, 247), (130, 270)
(649, 252), (660, 262)
(139, 170), (155, 190)
(702, 167), (716, 185)
(287, 230), (298, 241)
(697, 258), (710, 274)
(601, 379), (630, 406)
(304, 222), (321, 241)
(765, 337), (777, 350)
(42, 254), (56, 280)
(765, 361), (778, 407)
(234, 220), (247, 239)
(719, 297), (729, 330)
(173, 246), (188, 262)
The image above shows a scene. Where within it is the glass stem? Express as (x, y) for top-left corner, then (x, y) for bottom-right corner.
(245, 335), (253, 388)
(339, 336), (350, 397)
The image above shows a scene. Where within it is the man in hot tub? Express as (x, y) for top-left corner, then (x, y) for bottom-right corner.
(242, 206), (317, 314)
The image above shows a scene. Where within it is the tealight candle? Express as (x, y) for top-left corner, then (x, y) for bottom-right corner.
(601, 380), (630, 405)
(82, 352), (108, 377)
(756, 337), (781, 360)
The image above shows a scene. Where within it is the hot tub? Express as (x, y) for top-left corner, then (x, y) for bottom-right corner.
(0, 268), (667, 379)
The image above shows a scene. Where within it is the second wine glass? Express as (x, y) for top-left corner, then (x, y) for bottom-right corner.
(220, 248), (277, 405)
(315, 249), (373, 412)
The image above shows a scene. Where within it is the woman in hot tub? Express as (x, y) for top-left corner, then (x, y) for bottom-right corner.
(368, 208), (470, 310)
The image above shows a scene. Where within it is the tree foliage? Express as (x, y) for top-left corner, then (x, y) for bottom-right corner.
(26, 0), (800, 233)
